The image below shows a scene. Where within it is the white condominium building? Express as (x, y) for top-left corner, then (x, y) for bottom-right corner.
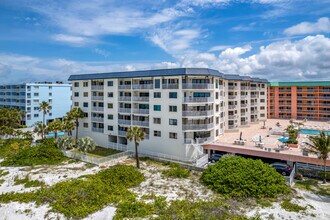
(68, 68), (267, 162)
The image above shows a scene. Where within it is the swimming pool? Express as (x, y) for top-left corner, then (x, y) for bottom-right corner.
(299, 129), (330, 135)
(46, 131), (65, 137)
(278, 137), (289, 143)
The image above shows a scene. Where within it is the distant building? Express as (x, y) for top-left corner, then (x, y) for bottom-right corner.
(0, 82), (72, 126)
(267, 81), (330, 121)
(68, 68), (268, 162)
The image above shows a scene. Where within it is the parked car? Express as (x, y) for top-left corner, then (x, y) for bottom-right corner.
(271, 162), (291, 176)
(208, 154), (223, 163)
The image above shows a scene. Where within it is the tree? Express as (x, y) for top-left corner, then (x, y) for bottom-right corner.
(63, 117), (75, 136)
(0, 108), (21, 128)
(126, 126), (145, 169)
(77, 137), (96, 155)
(66, 108), (85, 148)
(57, 136), (75, 150)
(33, 121), (44, 139)
(305, 131), (330, 183)
(46, 119), (64, 139)
(38, 101), (52, 139)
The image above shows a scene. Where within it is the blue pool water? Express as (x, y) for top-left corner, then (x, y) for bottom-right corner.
(299, 129), (330, 135)
(278, 137), (289, 143)
(46, 132), (65, 137)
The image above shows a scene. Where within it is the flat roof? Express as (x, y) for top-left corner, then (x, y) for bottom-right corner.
(268, 81), (330, 87)
(68, 68), (268, 83)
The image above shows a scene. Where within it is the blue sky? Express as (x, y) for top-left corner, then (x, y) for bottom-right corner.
(0, 0), (330, 83)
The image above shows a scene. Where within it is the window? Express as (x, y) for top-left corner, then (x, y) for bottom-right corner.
(108, 103), (113, 109)
(83, 82), (88, 87)
(154, 130), (161, 137)
(34, 93), (39, 96)
(260, 113), (265, 117)
(74, 92), (79, 97)
(108, 125), (113, 131)
(83, 112), (88, 117)
(169, 132), (177, 139)
(49, 113), (52, 116)
(34, 86), (39, 89)
(74, 102), (79, 107)
(34, 114), (39, 117)
(83, 92), (88, 97)
(108, 114), (113, 120)
(169, 119), (177, 125)
(49, 86), (52, 89)
(153, 105), (161, 111)
(107, 81), (113, 87)
(169, 92), (177, 99)
(83, 123), (88, 128)
(169, 105), (177, 112)
(260, 99), (265, 103)
(74, 82), (79, 87)
(83, 102), (88, 107)
(154, 92), (161, 98)
(155, 79), (160, 89)
(260, 106), (265, 110)
(49, 92), (52, 96)
(108, 92), (113, 98)
(34, 107), (38, 110)
(153, 118), (161, 124)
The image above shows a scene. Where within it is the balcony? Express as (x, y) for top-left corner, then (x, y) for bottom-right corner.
(319, 89), (330, 92)
(241, 86), (249, 90)
(182, 110), (213, 117)
(132, 97), (149, 102)
(91, 96), (104, 101)
(279, 89), (291, 92)
(297, 96), (315, 100)
(297, 89), (317, 92)
(241, 112), (246, 116)
(182, 83), (213, 90)
(91, 117), (104, 122)
(118, 85), (131, 90)
(118, 119), (131, 125)
(241, 103), (248, 108)
(241, 121), (249, 125)
(118, 108), (131, 114)
(279, 109), (292, 113)
(118, 130), (127, 136)
(132, 84), (153, 90)
(297, 103), (317, 106)
(250, 110), (258, 114)
(92, 127), (104, 133)
(132, 120), (149, 127)
(91, 107), (104, 112)
(228, 115), (237, 119)
(183, 97), (214, 103)
(182, 123), (214, 131)
(133, 109), (149, 114)
(184, 136), (213, 144)
(319, 96), (330, 100)
(228, 105), (237, 109)
(228, 95), (237, 99)
(240, 95), (248, 99)
(250, 103), (258, 107)
(228, 86), (238, 90)
(119, 96), (131, 102)
(250, 95), (259, 98)
(91, 85), (104, 90)
(162, 84), (179, 89)
(228, 124), (238, 129)
(251, 118), (259, 123)
(319, 103), (330, 106)
(250, 87), (259, 91)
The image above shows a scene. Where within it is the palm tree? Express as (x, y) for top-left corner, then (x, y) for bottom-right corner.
(77, 137), (96, 155)
(126, 126), (145, 169)
(46, 119), (63, 139)
(305, 131), (330, 183)
(33, 121), (44, 139)
(57, 136), (75, 150)
(38, 101), (51, 139)
(63, 117), (75, 136)
(67, 108), (85, 148)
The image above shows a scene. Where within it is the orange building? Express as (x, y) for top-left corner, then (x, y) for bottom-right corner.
(268, 81), (330, 121)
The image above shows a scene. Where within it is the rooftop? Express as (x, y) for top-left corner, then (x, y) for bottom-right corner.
(268, 81), (330, 87)
(68, 68), (268, 83)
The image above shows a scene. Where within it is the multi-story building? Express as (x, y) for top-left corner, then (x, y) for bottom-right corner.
(69, 68), (267, 161)
(268, 81), (330, 121)
(0, 82), (72, 126)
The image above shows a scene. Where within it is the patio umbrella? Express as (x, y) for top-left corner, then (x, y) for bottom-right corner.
(239, 132), (242, 141)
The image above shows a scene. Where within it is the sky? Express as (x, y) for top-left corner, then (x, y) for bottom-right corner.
(0, 0), (330, 83)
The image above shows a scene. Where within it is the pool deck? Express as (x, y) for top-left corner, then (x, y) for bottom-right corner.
(203, 119), (330, 166)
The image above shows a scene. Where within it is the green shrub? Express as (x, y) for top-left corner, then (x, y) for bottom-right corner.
(0, 170), (9, 177)
(0, 165), (144, 218)
(114, 199), (155, 220)
(38, 138), (57, 148)
(14, 176), (45, 188)
(1, 145), (66, 166)
(317, 171), (330, 181)
(200, 156), (289, 198)
(280, 200), (306, 212)
(0, 139), (30, 158)
(161, 163), (190, 178)
(0, 179), (5, 185)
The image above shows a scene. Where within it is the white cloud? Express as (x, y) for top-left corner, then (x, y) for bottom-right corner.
(52, 34), (92, 46)
(208, 45), (232, 52)
(284, 17), (330, 36)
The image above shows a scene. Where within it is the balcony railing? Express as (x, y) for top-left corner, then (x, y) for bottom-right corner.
(182, 110), (213, 117)
(133, 109), (149, 114)
(91, 107), (104, 112)
(118, 96), (131, 101)
(297, 89), (317, 92)
(228, 105), (237, 109)
(91, 96), (104, 101)
(279, 109), (292, 113)
(250, 103), (258, 106)
(297, 103), (317, 106)
(241, 86), (249, 90)
(297, 96), (315, 100)
(250, 87), (259, 91)
(118, 85), (132, 90)
(241, 103), (248, 107)
(228, 95), (237, 99)
(240, 95), (248, 99)
(183, 97), (214, 103)
(132, 84), (153, 89)
(250, 110), (258, 114)
(241, 121), (249, 125)
(184, 136), (213, 144)
(182, 123), (214, 131)
(91, 117), (104, 122)
(162, 84), (179, 89)
(132, 97), (149, 102)
(250, 95), (259, 98)
(118, 130), (127, 136)
(132, 120), (149, 127)
(228, 86), (238, 90)
(92, 127), (104, 133)
(251, 118), (259, 123)
(118, 108), (131, 113)
(118, 119), (131, 125)
(319, 96), (330, 100)
(228, 124), (238, 129)
(182, 83), (213, 90)
(319, 89), (330, 92)
(91, 85), (104, 90)
(228, 115), (237, 119)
